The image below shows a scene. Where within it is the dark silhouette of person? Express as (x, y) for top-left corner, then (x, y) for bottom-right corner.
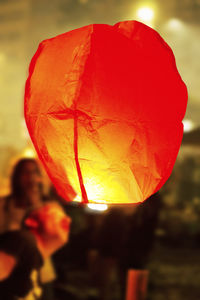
(0, 158), (71, 300)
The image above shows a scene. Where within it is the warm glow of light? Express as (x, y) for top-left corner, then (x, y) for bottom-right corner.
(183, 119), (195, 132)
(25, 20), (187, 204)
(73, 195), (82, 202)
(87, 203), (108, 211)
(137, 7), (154, 22)
(71, 165), (143, 204)
(167, 19), (184, 31)
(22, 147), (36, 158)
(84, 176), (106, 203)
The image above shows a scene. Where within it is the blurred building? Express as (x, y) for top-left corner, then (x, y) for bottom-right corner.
(0, 0), (30, 58)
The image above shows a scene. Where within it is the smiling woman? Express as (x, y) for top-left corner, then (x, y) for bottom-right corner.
(0, 158), (71, 300)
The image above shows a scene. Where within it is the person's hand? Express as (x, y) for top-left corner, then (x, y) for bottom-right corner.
(0, 251), (17, 281)
(25, 202), (71, 258)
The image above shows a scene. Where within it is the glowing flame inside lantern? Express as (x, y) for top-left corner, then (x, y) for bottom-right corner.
(87, 203), (108, 212)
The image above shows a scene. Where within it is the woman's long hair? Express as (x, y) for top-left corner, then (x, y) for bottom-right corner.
(10, 158), (44, 207)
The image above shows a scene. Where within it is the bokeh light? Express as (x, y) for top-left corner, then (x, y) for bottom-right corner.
(167, 18), (184, 31)
(183, 119), (195, 132)
(136, 6), (155, 23)
(22, 147), (36, 158)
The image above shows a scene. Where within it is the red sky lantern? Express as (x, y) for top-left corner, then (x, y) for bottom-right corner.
(24, 20), (188, 204)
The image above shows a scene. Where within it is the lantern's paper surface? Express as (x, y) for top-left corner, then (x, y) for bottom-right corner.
(24, 21), (187, 204)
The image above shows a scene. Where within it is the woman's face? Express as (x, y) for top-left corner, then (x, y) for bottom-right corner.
(19, 161), (42, 194)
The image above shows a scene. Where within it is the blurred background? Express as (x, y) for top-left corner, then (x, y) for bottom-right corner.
(0, 0), (200, 299)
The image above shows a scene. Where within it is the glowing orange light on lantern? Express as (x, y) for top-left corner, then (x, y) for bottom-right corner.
(24, 21), (187, 204)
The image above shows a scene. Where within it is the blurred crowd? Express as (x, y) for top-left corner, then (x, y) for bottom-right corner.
(0, 158), (161, 300)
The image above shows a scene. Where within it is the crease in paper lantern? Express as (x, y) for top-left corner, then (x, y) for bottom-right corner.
(24, 20), (188, 204)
